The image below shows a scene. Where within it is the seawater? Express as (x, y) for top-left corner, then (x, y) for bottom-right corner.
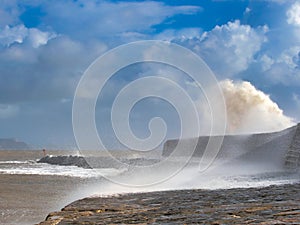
(0, 149), (299, 225)
(0, 150), (97, 225)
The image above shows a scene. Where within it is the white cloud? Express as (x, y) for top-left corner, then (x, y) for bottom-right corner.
(261, 47), (300, 85)
(0, 25), (27, 46)
(0, 24), (56, 48)
(0, 35), (107, 103)
(155, 28), (202, 41)
(278, 46), (300, 68)
(244, 7), (251, 14)
(41, 1), (200, 40)
(0, 1), (200, 44)
(260, 54), (275, 71)
(250, 2), (300, 86)
(175, 20), (268, 77)
(28, 28), (56, 48)
(202, 20), (268, 76)
(287, 2), (300, 26)
(241, 1), (300, 87)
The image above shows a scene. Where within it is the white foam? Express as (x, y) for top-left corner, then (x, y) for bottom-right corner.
(0, 161), (30, 164)
(0, 161), (125, 178)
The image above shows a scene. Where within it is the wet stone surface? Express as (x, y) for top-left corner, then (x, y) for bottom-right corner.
(39, 183), (300, 224)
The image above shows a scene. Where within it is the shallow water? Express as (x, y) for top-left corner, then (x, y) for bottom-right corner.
(0, 174), (84, 224)
(0, 150), (94, 225)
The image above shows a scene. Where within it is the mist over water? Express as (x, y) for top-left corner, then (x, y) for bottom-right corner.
(70, 124), (299, 200)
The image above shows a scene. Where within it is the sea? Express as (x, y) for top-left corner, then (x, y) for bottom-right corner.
(1, 146), (299, 225)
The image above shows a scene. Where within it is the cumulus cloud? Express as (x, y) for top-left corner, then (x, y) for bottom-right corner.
(0, 25), (27, 46)
(0, 35), (107, 104)
(278, 47), (300, 68)
(252, 1), (300, 87)
(256, 2), (300, 86)
(201, 21), (268, 76)
(261, 47), (300, 85)
(259, 54), (275, 71)
(220, 80), (295, 134)
(0, 24), (56, 48)
(287, 2), (300, 26)
(174, 20), (268, 77)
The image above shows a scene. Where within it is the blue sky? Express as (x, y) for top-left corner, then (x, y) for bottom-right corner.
(0, 0), (300, 149)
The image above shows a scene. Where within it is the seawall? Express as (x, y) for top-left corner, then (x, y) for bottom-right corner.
(163, 124), (300, 168)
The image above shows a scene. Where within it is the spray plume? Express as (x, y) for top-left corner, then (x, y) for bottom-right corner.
(220, 79), (294, 134)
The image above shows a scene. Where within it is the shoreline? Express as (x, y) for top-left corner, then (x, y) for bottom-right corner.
(39, 182), (300, 224)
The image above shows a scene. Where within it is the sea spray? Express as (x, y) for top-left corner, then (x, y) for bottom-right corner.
(220, 79), (294, 133)
(70, 124), (300, 198)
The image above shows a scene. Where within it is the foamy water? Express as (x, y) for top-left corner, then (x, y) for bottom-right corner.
(0, 160), (125, 178)
(81, 163), (299, 197)
(1, 157), (299, 203)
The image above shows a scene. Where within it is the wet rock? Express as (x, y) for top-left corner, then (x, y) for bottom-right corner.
(37, 155), (92, 169)
(37, 155), (160, 169)
(39, 183), (300, 224)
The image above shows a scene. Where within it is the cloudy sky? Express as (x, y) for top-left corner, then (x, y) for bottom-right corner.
(0, 0), (300, 149)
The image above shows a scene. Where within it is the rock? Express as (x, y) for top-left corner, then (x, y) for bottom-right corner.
(37, 155), (161, 169)
(39, 183), (300, 224)
(37, 155), (92, 169)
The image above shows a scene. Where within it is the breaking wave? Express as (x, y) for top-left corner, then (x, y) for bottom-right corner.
(220, 79), (295, 134)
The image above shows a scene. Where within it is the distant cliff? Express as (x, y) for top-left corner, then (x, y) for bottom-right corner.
(0, 138), (29, 150)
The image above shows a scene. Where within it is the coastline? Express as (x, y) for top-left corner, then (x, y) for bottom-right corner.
(39, 182), (300, 224)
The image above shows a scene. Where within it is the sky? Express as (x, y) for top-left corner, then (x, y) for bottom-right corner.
(0, 0), (300, 149)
